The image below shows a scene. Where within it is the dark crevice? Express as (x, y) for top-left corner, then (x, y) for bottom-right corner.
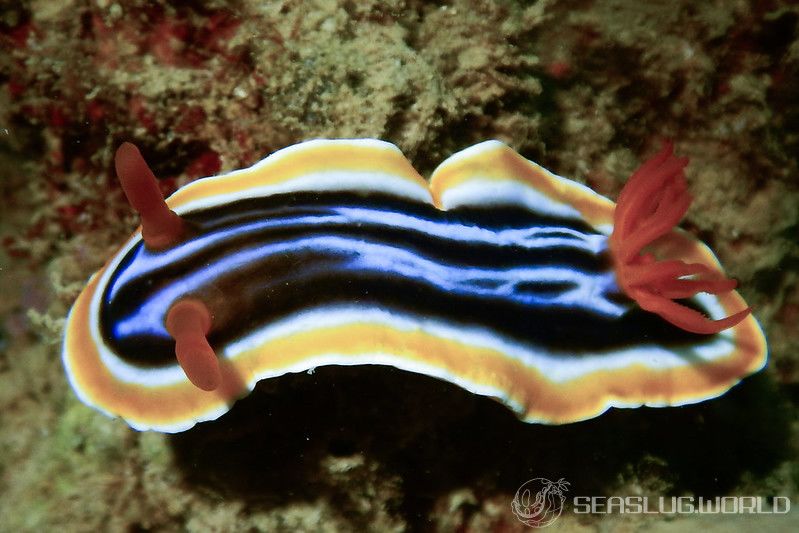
(170, 368), (788, 526)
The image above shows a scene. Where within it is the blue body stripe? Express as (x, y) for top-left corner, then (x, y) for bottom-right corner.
(101, 191), (707, 368)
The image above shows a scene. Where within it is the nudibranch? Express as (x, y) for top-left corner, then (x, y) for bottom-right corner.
(62, 139), (767, 432)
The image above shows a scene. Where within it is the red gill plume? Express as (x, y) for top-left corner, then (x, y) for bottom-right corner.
(609, 142), (751, 334)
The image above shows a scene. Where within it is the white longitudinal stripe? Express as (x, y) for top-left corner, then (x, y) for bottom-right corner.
(225, 304), (740, 382)
(107, 213), (350, 300)
(91, 287), (739, 389)
(186, 138), (415, 187)
(245, 138), (406, 170)
(434, 141), (614, 231)
(111, 234), (625, 343)
(128, 403), (231, 434)
(432, 140), (508, 169)
(108, 206), (608, 301)
(333, 207), (608, 254)
(75, 296), (754, 433)
(172, 170), (433, 214)
(238, 349), (525, 416)
(88, 215), (621, 389)
(440, 179), (583, 220)
(125, 350), (524, 433)
(62, 282), (120, 422)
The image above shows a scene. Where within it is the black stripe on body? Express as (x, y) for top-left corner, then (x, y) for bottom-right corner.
(100, 191), (712, 368)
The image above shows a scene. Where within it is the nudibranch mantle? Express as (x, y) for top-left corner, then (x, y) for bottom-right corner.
(63, 139), (767, 432)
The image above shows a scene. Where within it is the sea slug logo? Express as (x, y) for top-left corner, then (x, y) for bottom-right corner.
(511, 477), (570, 528)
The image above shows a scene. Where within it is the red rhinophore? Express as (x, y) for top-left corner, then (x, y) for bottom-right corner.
(609, 142), (751, 334)
(114, 142), (184, 249)
(166, 299), (220, 391)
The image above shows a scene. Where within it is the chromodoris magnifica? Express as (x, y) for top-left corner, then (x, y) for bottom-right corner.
(62, 139), (767, 432)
